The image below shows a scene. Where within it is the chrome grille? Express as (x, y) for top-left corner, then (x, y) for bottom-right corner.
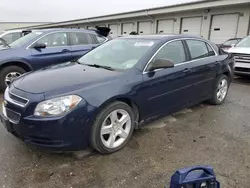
(9, 92), (28, 105)
(4, 88), (29, 107)
(234, 54), (250, 64)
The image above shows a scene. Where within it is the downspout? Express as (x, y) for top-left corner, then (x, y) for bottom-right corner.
(145, 10), (154, 21)
(145, 10), (154, 34)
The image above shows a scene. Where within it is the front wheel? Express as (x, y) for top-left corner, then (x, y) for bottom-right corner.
(208, 75), (229, 105)
(91, 101), (135, 154)
(0, 66), (26, 91)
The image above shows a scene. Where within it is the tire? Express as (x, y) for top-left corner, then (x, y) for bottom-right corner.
(0, 66), (26, 91)
(208, 75), (229, 105)
(91, 101), (135, 154)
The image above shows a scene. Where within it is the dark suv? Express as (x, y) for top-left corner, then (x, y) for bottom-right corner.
(0, 27), (110, 91)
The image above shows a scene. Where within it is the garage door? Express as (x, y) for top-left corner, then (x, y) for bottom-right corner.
(210, 14), (239, 44)
(157, 19), (174, 34)
(122, 23), (134, 35)
(138, 21), (152, 35)
(109, 24), (119, 37)
(181, 17), (202, 36)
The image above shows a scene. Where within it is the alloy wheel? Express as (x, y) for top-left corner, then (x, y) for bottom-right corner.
(217, 78), (228, 102)
(100, 109), (132, 149)
(5, 72), (21, 86)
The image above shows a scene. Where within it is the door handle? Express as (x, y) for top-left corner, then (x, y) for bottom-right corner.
(183, 68), (191, 73)
(62, 49), (70, 53)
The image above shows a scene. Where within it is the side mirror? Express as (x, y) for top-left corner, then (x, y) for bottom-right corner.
(148, 58), (174, 71)
(33, 43), (46, 49)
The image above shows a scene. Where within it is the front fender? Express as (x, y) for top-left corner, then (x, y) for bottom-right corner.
(83, 86), (136, 108)
(0, 58), (32, 70)
(217, 54), (234, 81)
(80, 73), (143, 108)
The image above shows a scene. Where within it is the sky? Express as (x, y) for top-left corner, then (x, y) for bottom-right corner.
(1, 0), (199, 22)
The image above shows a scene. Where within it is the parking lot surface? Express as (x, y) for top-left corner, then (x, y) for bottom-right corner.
(0, 79), (250, 188)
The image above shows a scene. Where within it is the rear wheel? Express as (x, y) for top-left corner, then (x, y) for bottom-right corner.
(0, 66), (26, 91)
(208, 75), (229, 105)
(91, 101), (135, 154)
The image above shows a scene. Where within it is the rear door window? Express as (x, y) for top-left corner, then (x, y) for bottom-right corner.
(206, 43), (216, 56)
(186, 40), (215, 60)
(70, 32), (94, 45)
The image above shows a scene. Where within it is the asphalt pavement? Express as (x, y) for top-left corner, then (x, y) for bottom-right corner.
(0, 78), (250, 188)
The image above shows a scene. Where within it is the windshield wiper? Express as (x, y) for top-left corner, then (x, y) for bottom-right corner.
(84, 64), (114, 71)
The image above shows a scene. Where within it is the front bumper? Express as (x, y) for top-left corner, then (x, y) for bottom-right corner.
(234, 65), (250, 75)
(1, 86), (97, 151)
(233, 54), (250, 76)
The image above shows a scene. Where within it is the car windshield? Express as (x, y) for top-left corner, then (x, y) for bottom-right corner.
(223, 39), (239, 46)
(78, 38), (157, 70)
(9, 31), (43, 48)
(236, 36), (250, 47)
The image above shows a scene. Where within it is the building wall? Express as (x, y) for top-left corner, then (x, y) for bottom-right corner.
(0, 22), (50, 31)
(58, 4), (250, 42)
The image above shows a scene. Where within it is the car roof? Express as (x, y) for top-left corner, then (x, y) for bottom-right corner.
(120, 34), (203, 41)
(1, 29), (24, 33)
(33, 28), (97, 34)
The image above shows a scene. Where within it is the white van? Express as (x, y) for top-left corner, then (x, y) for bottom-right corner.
(0, 30), (31, 44)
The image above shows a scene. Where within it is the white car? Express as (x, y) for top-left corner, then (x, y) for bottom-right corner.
(0, 30), (31, 44)
(228, 36), (250, 76)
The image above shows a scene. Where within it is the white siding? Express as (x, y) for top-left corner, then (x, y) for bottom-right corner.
(27, 3), (250, 42)
(157, 19), (175, 34)
(0, 22), (49, 31)
(138, 21), (152, 35)
(181, 17), (203, 36)
(209, 14), (239, 44)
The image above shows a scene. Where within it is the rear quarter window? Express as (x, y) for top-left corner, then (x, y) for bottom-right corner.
(91, 34), (107, 44)
(70, 32), (94, 45)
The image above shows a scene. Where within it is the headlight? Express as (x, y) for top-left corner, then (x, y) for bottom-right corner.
(34, 95), (82, 117)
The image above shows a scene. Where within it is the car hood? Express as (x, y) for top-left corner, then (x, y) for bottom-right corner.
(227, 47), (250, 54)
(0, 47), (23, 60)
(13, 62), (122, 95)
(0, 47), (13, 52)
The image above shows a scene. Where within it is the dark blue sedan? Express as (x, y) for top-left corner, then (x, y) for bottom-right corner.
(0, 27), (110, 91)
(0, 35), (234, 153)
